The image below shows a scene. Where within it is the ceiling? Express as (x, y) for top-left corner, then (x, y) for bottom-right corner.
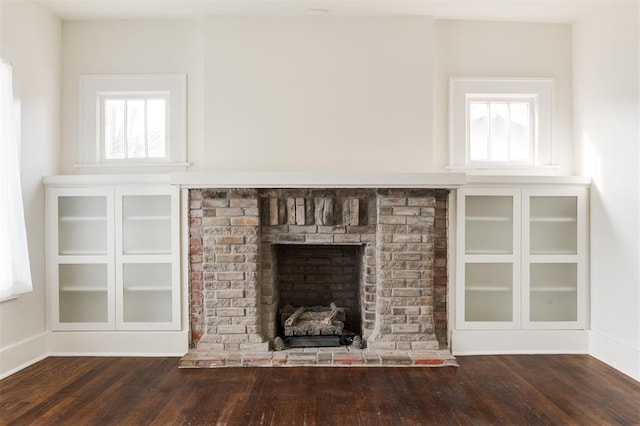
(36, 0), (612, 22)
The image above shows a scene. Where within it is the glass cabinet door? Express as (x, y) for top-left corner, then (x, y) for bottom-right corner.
(523, 189), (585, 329)
(58, 196), (108, 256)
(529, 263), (578, 322)
(116, 188), (179, 330)
(465, 196), (514, 255)
(50, 189), (115, 330)
(121, 262), (173, 323)
(464, 263), (514, 322)
(457, 188), (521, 329)
(58, 263), (109, 323)
(121, 195), (172, 255)
(529, 196), (578, 255)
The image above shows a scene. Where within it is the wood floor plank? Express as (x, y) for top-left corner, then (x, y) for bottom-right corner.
(1, 355), (638, 425)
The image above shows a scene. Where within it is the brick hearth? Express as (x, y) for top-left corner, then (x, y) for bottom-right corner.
(185, 188), (451, 366)
(179, 347), (458, 368)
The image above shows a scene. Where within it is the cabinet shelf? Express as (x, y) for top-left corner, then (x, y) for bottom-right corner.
(59, 250), (107, 256)
(59, 216), (108, 222)
(60, 286), (107, 293)
(466, 286), (512, 292)
(466, 250), (513, 255)
(125, 286), (172, 292)
(530, 250), (578, 256)
(124, 216), (171, 221)
(530, 286), (577, 292)
(466, 216), (512, 222)
(530, 217), (576, 223)
(123, 249), (172, 255)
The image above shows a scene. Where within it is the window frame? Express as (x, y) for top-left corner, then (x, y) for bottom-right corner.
(449, 78), (554, 172)
(99, 92), (170, 162)
(78, 74), (187, 173)
(466, 95), (536, 166)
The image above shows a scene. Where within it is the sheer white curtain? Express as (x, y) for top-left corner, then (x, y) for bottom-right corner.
(0, 58), (32, 298)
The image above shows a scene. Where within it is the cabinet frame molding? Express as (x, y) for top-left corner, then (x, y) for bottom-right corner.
(114, 185), (181, 330)
(456, 187), (522, 330)
(46, 187), (116, 331)
(455, 186), (588, 334)
(46, 181), (181, 332)
(521, 187), (588, 330)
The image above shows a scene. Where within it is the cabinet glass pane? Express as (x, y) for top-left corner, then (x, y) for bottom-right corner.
(122, 195), (171, 254)
(530, 263), (577, 322)
(530, 196), (577, 254)
(58, 196), (107, 255)
(59, 264), (108, 323)
(465, 196), (513, 254)
(123, 263), (172, 322)
(465, 263), (513, 322)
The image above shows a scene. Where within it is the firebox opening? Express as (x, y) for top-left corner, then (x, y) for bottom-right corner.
(274, 244), (364, 344)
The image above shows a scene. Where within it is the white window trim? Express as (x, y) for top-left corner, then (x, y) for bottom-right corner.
(77, 74), (188, 174)
(449, 78), (557, 174)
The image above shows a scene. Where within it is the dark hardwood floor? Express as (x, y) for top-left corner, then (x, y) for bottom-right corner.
(1, 355), (638, 425)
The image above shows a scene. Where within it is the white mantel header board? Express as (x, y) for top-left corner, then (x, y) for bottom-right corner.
(42, 173), (591, 189)
(170, 172), (467, 189)
(169, 172), (591, 189)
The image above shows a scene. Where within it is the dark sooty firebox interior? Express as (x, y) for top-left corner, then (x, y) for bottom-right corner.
(274, 244), (363, 345)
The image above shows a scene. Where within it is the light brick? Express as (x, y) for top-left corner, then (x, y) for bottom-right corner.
(218, 325), (247, 334)
(217, 272), (245, 280)
(216, 289), (245, 299)
(230, 217), (260, 226)
(215, 236), (245, 245)
(216, 254), (246, 263)
(391, 324), (421, 333)
(217, 308), (245, 317)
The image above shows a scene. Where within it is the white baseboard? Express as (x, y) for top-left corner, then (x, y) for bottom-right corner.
(47, 330), (189, 357)
(451, 329), (589, 355)
(589, 330), (640, 382)
(0, 332), (48, 380)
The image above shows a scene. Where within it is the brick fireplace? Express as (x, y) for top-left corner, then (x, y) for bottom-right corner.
(182, 187), (454, 367)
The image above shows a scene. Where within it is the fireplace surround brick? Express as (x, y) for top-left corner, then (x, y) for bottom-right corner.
(188, 188), (449, 354)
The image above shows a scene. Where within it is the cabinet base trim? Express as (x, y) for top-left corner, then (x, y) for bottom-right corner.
(451, 329), (588, 355)
(47, 330), (189, 356)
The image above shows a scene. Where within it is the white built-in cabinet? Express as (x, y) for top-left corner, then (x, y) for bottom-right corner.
(45, 178), (181, 332)
(454, 183), (589, 353)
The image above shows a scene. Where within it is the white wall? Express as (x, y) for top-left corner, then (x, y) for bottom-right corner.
(61, 17), (435, 173)
(61, 17), (576, 174)
(573, 2), (640, 381)
(0, 2), (61, 377)
(434, 20), (573, 173)
(203, 16), (433, 173)
(61, 20), (204, 173)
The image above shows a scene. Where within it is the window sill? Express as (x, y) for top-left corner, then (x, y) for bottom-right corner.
(0, 295), (18, 303)
(74, 162), (190, 175)
(446, 164), (561, 176)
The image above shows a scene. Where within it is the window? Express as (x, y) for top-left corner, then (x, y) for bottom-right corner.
(0, 55), (32, 299)
(101, 95), (167, 160)
(468, 97), (534, 163)
(449, 78), (554, 171)
(78, 74), (187, 173)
